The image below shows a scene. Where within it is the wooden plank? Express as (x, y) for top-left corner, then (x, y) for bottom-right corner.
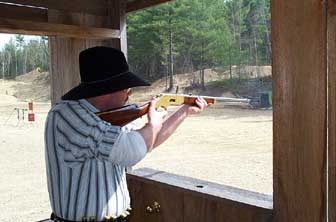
(126, 0), (172, 13)
(214, 199), (272, 222)
(0, 18), (120, 39)
(0, 0), (175, 16)
(49, 37), (104, 104)
(128, 177), (184, 222)
(272, 0), (327, 221)
(120, 0), (128, 56)
(127, 168), (272, 222)
(127, 178), (145, 222)
(183, 193), (272, 222)
(328, 0), (336, 220)
(0, 0), (108, 16)
(105, 0), (123, 50)
(149, 183), (184, 222)
(47, 9), (107, 28)
(0, 3), (47, 22)
(183, 194), (217, 222)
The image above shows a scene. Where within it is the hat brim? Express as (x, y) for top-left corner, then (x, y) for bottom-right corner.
(61, 71), (150, 100)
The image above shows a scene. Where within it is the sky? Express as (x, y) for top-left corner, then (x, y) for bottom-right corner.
(0, 33), (39, 49)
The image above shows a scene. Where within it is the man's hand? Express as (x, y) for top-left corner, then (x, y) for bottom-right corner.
(137, 97), (164, 152)
(152, 97), (209, 148)
(184, 96), (209, 115)
(138, 96), (209, 151)
(147, 97), (164, 130)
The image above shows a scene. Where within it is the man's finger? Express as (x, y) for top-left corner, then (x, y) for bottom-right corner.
(199, 97), (208, 107)
(194, 100), (204, 111)
(159, 110), (168, 119)
(195, 97), (206, 109)
(149, 97), (158, 110)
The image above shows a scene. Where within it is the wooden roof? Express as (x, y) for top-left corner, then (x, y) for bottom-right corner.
(0, 0), (171, 14)
(0, 0), (171, 38)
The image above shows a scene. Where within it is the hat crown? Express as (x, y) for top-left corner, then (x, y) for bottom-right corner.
(61, 46), (149, 100)
(79, 47), (129, 83)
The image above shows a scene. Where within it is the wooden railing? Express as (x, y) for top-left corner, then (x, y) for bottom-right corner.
(127, 168), (273, 222)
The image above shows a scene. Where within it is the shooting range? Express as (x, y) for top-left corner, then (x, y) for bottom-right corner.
(0, 0), (333, 221)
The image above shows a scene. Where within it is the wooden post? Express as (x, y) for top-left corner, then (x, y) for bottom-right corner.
(49, 0), (126, 104)
(272, 0), (327, 221)
(120, 0), (127, 58)
(328, 0), (336, 220)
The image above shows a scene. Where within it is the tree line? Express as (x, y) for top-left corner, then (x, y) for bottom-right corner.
(127, 0), (271, 90)
(0, 35), (49, 80)
(0, 0), (270, 90)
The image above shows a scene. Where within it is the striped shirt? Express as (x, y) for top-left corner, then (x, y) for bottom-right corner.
(44, 99), (147, 221)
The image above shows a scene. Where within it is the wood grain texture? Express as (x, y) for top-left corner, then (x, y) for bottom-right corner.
(183, 194), (217, 222)
(127, 177), (145, 222)
(328, 0), (336, 220)
(127, 168), (273, 222)
(120, 0), (128, 57)
(0, 0), (109, 16)
(126, 0), (172, 13)
(47, 10), (108, 28)
(1, 0), (170, 15)
(183, 193), (272, 222)
(272, 0), (327, 221)
(49, 37), (98, 104)
(128, 175), (184, 222)
(48, 4), (125, 104)
(0, 18), (119, 39)
(0, 3), (47, 22)
(104, 0), (123, 51)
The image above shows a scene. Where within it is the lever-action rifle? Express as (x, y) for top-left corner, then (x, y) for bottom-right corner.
(96, 93), (250, 126)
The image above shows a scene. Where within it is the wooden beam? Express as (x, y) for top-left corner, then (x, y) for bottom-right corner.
(127, 168), (273, 222)
(105, 0), (123, 50)
(0, 18), (119, 39)
(0, 3), (47, 22)
(120, 0), (128, 56)
(47, 9), (107, 28)
(328, 0), (336, 220)
(126, 0), (172, 13)
(0, 0), (108, 16)
(272, 0), (327, 221)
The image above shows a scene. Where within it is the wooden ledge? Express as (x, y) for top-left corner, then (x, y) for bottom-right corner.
(127, 167), (273, 210)
(0, 18), (120, 39)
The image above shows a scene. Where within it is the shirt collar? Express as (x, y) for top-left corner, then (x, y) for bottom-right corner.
(79, 99), (100, 113)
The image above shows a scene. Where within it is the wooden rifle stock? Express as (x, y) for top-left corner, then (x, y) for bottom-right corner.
(184, 97), (215, 105)
(96, 103), (150, 126)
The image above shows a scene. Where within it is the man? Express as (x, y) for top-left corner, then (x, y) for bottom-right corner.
(45, 46), (208, 222)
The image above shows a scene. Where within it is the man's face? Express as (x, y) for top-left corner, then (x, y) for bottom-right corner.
(106, 88), (132, 108)
(87, 88), (133, 111)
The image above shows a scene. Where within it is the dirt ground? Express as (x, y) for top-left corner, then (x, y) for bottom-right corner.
(134, 104), (273, 194)
(0, 99), (272, 222)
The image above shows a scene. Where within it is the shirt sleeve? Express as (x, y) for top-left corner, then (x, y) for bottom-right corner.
(107, 130), (147, 166)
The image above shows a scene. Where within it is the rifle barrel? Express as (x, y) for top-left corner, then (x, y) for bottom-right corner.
(203, 96), (250, 103)
(161, 93), (250, 104)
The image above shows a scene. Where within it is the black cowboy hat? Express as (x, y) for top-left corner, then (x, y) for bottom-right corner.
(61, 46), (150, 100)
